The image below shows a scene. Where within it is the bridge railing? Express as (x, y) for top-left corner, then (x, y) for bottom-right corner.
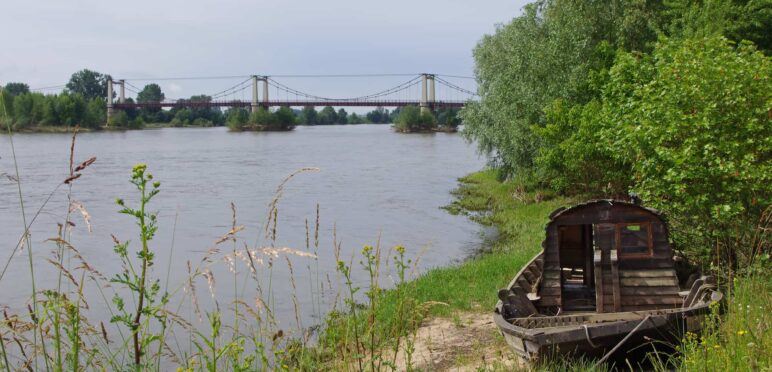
(113, 100), (470, 109)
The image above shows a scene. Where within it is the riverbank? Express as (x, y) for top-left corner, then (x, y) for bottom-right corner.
(306, 169), (770, 370)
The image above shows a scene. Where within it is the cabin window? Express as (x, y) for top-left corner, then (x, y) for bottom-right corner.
(616, 223), (653, 257)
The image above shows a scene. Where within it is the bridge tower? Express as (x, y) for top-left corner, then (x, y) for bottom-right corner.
(420, 73), (436, 114)
(106, 79), (114, 122)
(118, 80), (126, 104)
(260, 76), (269, 108)
(251, 75), (259, 113)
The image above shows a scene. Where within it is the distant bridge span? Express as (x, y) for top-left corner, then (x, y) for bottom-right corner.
(113, 100), (467, 109)
(107, 73), (476, 120)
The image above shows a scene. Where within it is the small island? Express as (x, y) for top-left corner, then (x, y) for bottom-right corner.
(393, 105), (461, 133)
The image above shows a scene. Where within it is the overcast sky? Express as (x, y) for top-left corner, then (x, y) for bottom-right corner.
(1, 0), (528, 101)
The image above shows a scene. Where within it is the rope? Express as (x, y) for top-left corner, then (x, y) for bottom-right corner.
(593, 315), (653, 368)
(583, 325), (600, 348)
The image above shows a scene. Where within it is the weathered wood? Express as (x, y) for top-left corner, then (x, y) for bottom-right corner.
(610, 250), (621, 312)
(620, 296), (682, 306)
(594, 248), (604, 313)
(620, 277), (678, 287)
(619, 269), (676, 278)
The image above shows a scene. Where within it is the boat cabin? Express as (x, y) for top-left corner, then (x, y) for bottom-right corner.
(536, 200), (682, 313)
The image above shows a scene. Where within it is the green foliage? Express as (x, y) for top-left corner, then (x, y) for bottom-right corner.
(672, 274), (771, 370)
(533, 99), (630, 195)
(393, 106), (435, 132)
(226, 106), (295, 131)
(602, 36), (771, 268)
(317, 106), (339, 124)
(366, 107), (391, 124)
(111, 164), (167, 367)
(3, 82), (30, 96)
(336, 108), (348, 124)
(435, 107), (461, 128)
(460, 1), (660, 175)
(66, 69), (111, 100)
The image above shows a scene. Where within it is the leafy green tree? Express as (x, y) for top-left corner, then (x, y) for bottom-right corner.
(137, 84), (165, 122)
(317, 106), (338, 125)
(136, 83), (165, 103)
(602, 36), (771, 268)
(300, 106), (318, 124)
(348, 112), (365, 124)
(436, 108), (461, 128)
(366, 107), (390, 123)
(337, 108), (348, 124)
(3, 82), (30, 96)
(271, 106), (296, 130)
(84, 98), (105, 128)
(460, 1), (662, 177)
(66, 69), (112, 101)
(393, 106), (435, 132)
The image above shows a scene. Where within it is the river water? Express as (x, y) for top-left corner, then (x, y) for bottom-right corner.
(0, 124), (486, 343)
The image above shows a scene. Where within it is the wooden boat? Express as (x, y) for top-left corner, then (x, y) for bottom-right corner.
(494, 200), (722, 363)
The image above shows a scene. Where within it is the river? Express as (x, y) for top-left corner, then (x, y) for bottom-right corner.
(0, 124), (486, 345)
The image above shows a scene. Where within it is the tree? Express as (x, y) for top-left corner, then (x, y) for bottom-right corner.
(300, 106), (318, 124)
(600, 36), (771, 268)
(3, 82), (29, 97)
(393, 106), (435, 132)
(66, 69), (112, 101)
(348, 112), (365, 124)
(136, 84), (165, 103)
(317, 106), (338, 125)
(460, 1), (662, 177)
(336, 108), (348, 124)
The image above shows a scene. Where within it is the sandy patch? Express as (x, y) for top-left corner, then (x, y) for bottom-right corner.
(389, 311), (526, 371)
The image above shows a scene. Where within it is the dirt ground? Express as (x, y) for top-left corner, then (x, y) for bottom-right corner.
(390, 312), (526, 371)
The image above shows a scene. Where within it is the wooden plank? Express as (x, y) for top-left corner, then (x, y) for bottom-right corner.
(611, 250), (621, 312)
(620, 277), (678, 287)
(619, 269), (677, 278)
(536, 297), (560, 307)
(543, 271), (561, 280)
(604, 286), (681, 296)
(621, 296), (682, 306)
(594, 249), (604, 313)
(540, 279), (561, 288)
(619, 259), (674, 270)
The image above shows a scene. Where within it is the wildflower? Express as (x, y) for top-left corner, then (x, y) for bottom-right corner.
(395, 244), (406, 254)
(361, 245), (373, 255)
(737, 330), (747, 336)
(713, 344), (720, 349)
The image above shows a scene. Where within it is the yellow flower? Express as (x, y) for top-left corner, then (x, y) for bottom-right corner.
(737, 330), (747, 336)
(713, 344), (721, 349)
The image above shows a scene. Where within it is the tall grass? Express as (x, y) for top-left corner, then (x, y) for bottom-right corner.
(0, 115), (437, 370)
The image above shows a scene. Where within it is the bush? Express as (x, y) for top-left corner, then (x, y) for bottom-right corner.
(393, 106), (435, 132)
(603, 36), (771, 270)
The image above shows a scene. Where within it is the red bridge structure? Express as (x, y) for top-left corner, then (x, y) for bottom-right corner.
(106, 73), (477, 121)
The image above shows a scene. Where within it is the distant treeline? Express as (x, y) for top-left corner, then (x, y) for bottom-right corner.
(2, 70), (463, 131)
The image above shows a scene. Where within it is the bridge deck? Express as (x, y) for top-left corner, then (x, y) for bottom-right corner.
(113, 100), (467, 109)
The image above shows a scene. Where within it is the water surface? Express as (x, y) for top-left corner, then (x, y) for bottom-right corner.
(0, 124), (485, 334)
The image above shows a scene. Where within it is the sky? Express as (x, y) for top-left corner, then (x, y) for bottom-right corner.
(1, 0), (529, 102)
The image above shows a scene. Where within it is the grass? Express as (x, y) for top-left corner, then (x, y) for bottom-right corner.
(0, 109), (767, 371)
(668, 273), (770, 370)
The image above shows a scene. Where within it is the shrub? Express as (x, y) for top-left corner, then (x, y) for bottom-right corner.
(603, 36), (771, 270)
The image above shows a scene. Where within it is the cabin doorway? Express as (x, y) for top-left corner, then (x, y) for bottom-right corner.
(558, 224), (595, 311)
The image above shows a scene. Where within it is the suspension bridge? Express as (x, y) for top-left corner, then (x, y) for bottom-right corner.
(105, 73), (477, 120)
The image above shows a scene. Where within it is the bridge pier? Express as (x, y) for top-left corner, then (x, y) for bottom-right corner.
(107, 79), (114, 122)
(420, 73), (435, 114)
